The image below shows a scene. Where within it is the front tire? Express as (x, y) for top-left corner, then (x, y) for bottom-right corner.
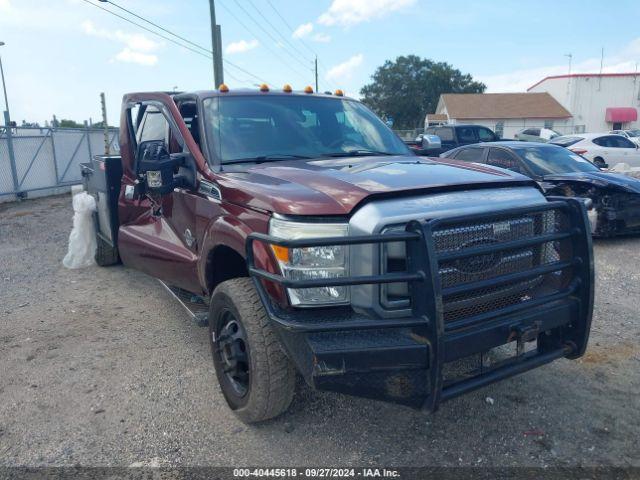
(95, 234), (120, 266)
(208, 278), (295, 423)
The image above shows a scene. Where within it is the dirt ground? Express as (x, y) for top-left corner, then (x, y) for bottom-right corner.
(1, 195), (639, 467)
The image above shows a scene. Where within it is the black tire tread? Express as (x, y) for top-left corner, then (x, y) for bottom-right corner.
(95, 235), (119, 266)
(211, 278), (295, 423)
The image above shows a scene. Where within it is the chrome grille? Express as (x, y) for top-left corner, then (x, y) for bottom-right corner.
(382, 208), (573, 325)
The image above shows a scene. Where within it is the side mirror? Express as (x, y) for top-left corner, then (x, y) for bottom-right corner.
(137, 142), (182, 195)
(421, 134), (442, 151)
(137, 141), (196, 195)
(593, 158), (609, 169)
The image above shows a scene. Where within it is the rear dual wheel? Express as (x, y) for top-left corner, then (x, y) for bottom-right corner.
(208, 278), (295, 423)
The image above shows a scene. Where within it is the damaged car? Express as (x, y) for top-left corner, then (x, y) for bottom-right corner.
(442, 142), (640, 236)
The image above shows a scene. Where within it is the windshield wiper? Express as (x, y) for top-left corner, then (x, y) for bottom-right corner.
(324, 150), (394, 158)
(225, 154), (312, 164)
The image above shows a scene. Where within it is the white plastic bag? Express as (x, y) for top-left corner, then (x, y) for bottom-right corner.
(63, 192), (97, 269)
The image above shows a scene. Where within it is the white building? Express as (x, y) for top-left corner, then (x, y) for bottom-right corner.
(527, 73), (640, 133)
(432, 92), (573, 139)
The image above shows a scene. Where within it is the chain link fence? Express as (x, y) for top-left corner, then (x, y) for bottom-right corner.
(0, 126), (119, 203)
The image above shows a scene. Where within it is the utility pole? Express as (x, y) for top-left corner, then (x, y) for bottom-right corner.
(209, 0), (224, 87)
(0, 42), (10, 119)
(100, 92), (110, 156)
(314, 56), (319, 92)
(0, 41), (19, 196)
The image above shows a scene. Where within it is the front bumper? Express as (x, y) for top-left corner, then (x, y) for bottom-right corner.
(246, 199), (594, 411)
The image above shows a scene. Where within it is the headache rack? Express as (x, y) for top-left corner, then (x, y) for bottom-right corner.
(246, 199), (593, 411)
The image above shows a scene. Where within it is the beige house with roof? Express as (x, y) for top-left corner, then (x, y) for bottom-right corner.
(429, 92), (574, 139)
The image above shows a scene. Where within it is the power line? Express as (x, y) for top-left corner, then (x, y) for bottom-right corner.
(102, 0), (211, 55)
(263, 0), (338, 90)
(78, 0), (268, 85)
(245, 0), (314, 70)
(217, 0), (310, 83)
(229, 0), (313, 78)
(80, 0), (212, 59)
(265, 0), (316, 57)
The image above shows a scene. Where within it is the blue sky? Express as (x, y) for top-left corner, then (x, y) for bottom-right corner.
(1, 0), (640, 125)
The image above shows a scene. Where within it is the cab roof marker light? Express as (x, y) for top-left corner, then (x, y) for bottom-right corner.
(218, 83), (229, 93)
(283, 84), (293, 93)
(304, 85), (314, 94)
(334, 89), (344, 96)
(260, 83), (270, 92)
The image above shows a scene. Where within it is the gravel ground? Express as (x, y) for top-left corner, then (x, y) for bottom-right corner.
(1, 194), (639, 468)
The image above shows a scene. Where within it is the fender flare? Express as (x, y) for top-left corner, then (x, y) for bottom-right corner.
(198, 214), (287, 304)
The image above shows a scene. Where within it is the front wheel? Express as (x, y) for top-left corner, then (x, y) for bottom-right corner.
(208, 278), (295, 423)
(95, 234), (119, 266)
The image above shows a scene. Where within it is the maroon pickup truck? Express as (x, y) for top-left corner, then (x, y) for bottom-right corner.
(81, 86), (594, 423)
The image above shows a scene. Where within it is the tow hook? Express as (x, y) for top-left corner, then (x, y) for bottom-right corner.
(509, 322), (541, 356)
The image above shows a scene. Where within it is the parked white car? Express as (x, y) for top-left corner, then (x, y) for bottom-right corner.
(609, 129), (640, 146)
(514, 127), (562, 143)
(549, 133), (640, 168)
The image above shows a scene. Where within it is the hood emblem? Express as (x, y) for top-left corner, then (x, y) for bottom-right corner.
(184, 228), (195, 248)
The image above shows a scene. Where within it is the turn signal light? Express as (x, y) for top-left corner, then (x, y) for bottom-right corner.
(304, 85), (314, 94)
(271, 245), (290, 262)
(334, 89), (344, 96)
(260, 83), (270, 92)
(218, 83), (229, 93)
(283, 84), (292, 93)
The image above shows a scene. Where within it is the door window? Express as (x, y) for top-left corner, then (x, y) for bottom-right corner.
(486, 148), (523, 173)
(454, 148), (483, 162)
(593, 136), (615, 147)
(138, 107), (170, 144)
(611, 136), (636, 148)
(477, 127), (496, 142)
(456, 127), (476, 143)
(435, 127), (454, 141)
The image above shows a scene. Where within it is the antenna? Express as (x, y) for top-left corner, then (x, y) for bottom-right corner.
(564, 54), (573, 96)
(564, 53), (572, 75)
(598, 47), (604, 91)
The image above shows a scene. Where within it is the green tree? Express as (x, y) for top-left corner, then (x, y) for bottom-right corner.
(59, 119), (84, 128)
(360, 55), (486, 130)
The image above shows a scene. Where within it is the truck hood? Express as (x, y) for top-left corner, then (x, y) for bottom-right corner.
(217, 156), (534, 215)
(542, 171), (640, 194)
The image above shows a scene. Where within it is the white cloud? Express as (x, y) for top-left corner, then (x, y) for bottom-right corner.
(479, 38), (640, 92)
(114, 48), (158, 66)
(81, 20), (159, 52)
(327, 54), (364, 82)
(292, 22), (313, 39)
(312, 33), (332, 43)
(225, 39), (259, 55)
(81, 20), (160, 66)
(318, 0), (416, 27)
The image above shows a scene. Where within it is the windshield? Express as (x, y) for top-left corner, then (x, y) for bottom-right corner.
(203, 95), (410, 163)
(512, 145), (600, 175)
(627, 129), (640, 138)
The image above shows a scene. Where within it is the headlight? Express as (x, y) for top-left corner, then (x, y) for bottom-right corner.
(269, 217), (349, 307)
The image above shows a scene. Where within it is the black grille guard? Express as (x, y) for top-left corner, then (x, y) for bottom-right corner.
(246, 198), (594, 411)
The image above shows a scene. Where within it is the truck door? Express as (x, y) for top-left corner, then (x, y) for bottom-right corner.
(117, 102), (202, 293)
